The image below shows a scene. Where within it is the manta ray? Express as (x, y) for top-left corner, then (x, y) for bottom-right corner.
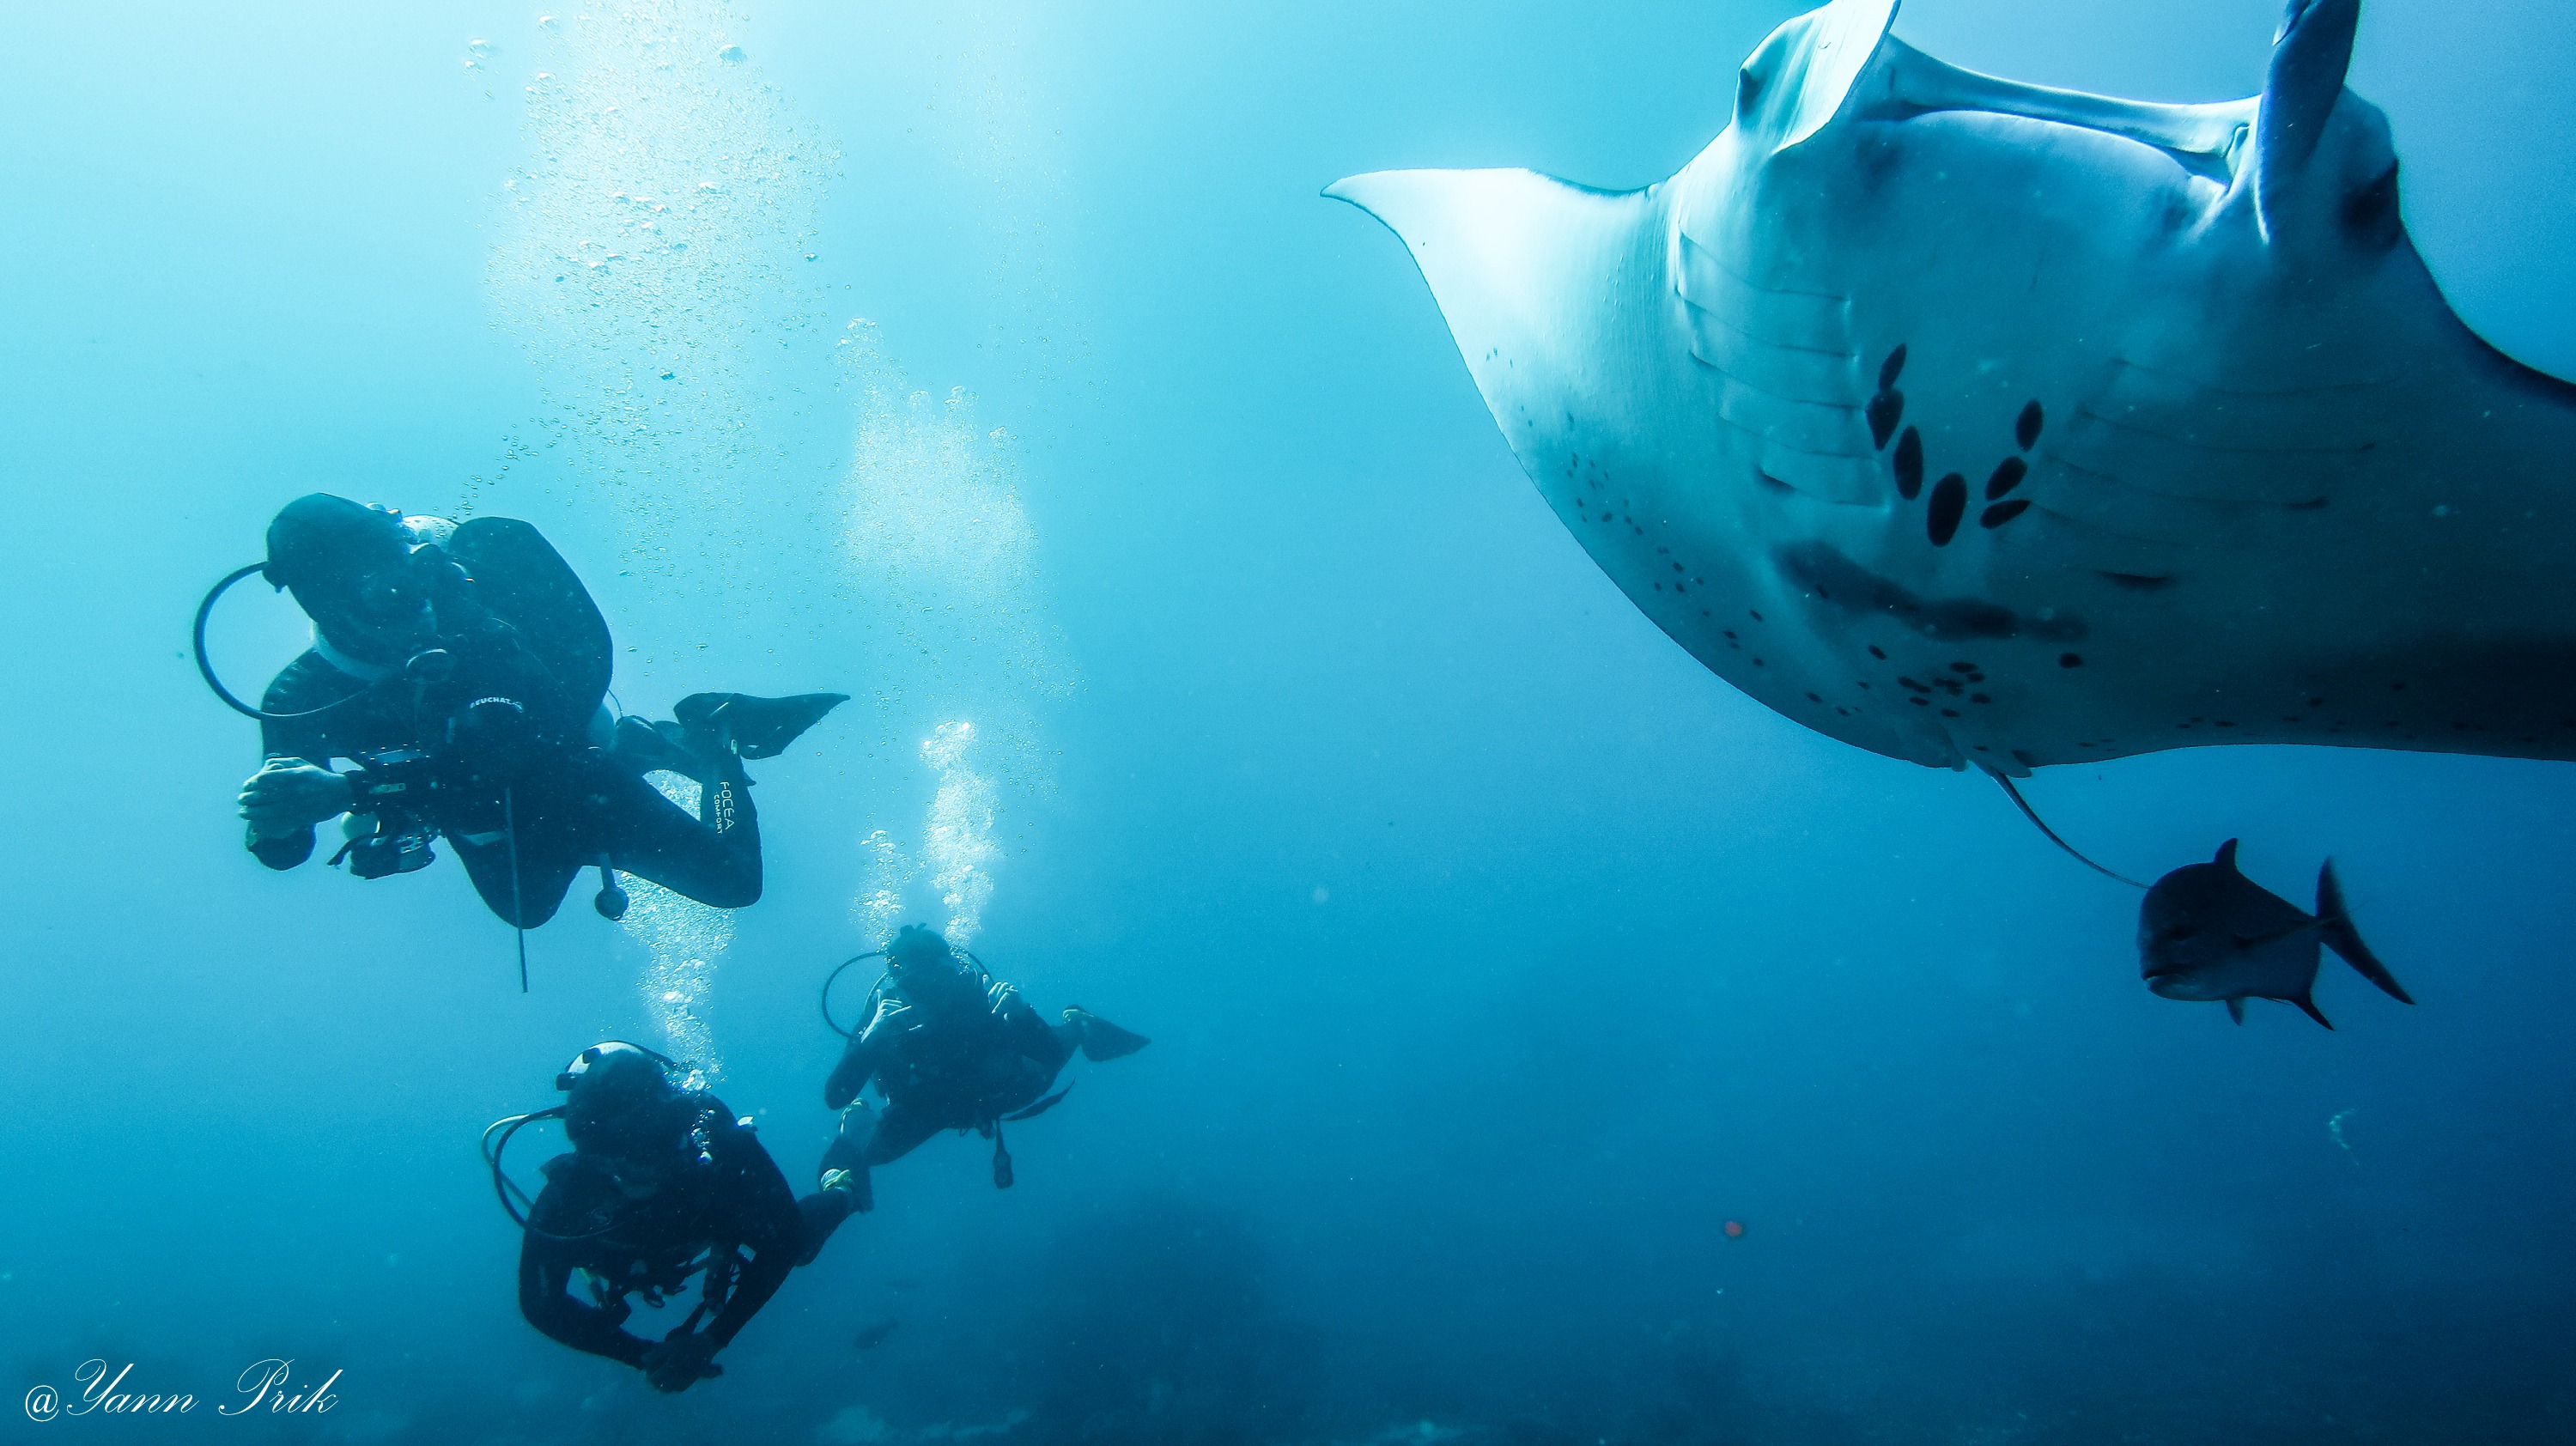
(1328, 0), (2576, 775)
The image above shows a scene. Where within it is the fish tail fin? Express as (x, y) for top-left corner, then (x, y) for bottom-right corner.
(2293, 992), (2335, 1030)
(2226, 998), (2246, 1026)
(2316, 860), (2413, 1004)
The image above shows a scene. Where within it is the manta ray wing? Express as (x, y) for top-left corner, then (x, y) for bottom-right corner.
(1328, 0), (2576, 773)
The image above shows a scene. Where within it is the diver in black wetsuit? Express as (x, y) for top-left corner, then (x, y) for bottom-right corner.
(514, 1043), (860, 1392)
(818, 925), (1151, 1203)
(230, 494), (845, 928)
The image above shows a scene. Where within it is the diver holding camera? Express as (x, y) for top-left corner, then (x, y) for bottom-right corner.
(226, 494), (845, 935)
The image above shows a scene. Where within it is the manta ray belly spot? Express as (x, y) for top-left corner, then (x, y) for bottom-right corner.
(1764, 541), (2092, 764)
(1871, 348), (2051, 548)
(1777, 542), (2084, 645)
(1553, 450), (1733, 627)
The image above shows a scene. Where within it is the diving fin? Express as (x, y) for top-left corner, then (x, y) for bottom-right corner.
(821, 1105), (875, 1201)
(795, 1176), (864, 1266)
(1005, 1083), (1074, 1122)
(612, 714), (714, 782)
(2315, 860), (2413, 1004)
(820, 1163), (872, 1216)
(675, 691), (849, 761)
(1064, 1007), (1151, 1060)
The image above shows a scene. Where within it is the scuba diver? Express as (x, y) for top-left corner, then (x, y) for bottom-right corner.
(819, 924), (1151, 1202)
(500, 1042), (863, 1392)
(220, 494), (845, 935)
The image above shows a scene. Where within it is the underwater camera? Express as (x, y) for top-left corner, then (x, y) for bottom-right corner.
(323, 698), (541, 880)
(328, 748), (441, 880)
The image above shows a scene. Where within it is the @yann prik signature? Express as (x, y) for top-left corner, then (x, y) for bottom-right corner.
(23, 1358), (341, 1422)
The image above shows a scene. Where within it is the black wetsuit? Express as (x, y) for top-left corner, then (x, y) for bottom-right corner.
(246, 518), (760, 927)
(517, 1100), (807, 1371)
(823, 969), (1075, 1163)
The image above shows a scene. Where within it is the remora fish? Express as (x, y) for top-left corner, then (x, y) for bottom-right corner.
(2138, 840), (2413, 1027)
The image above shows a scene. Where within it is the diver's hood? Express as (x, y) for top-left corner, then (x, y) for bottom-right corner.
(562, 1048), (687, 1151)
(886, 923), (957, 971)
(264, 494), (411, 601)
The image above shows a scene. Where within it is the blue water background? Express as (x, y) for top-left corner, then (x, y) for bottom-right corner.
(4, 0), (2575, 1441)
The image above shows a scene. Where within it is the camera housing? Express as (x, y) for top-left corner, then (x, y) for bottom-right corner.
(330, 748), (441, 879)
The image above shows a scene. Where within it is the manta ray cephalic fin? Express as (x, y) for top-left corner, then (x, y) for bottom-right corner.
(2257, 0), (2362, 232)
(1730, 0), (1898, 151)
(1868, 37), (2254, 183)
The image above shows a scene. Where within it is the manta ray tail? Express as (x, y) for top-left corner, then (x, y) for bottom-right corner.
(2315, 860), (2414, 1004)
(1986, 772), (2150, 890)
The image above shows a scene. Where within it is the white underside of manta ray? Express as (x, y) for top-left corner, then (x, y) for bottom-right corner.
(1329, 0), (2576, 775)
